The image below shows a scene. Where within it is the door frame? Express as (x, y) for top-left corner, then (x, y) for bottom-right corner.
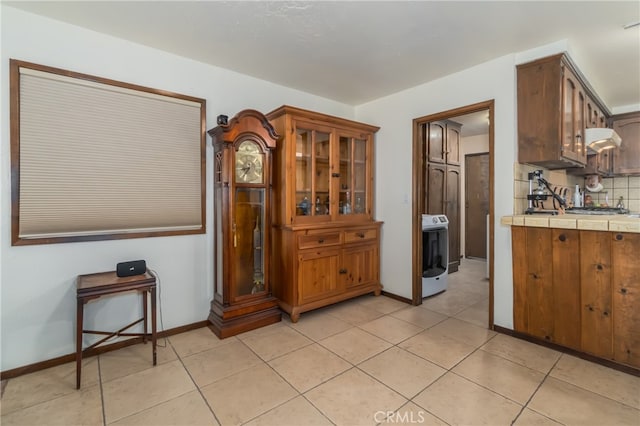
(411, 100), (495, 329)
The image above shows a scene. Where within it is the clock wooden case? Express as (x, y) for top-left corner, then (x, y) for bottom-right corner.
(208, 110), (281, 338)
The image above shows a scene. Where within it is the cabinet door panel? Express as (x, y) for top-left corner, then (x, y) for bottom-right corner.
(512, 226), (529, 333)
(526, 228), (554, 341)
(446, 123), (461, 165)
(551, 229), (581, 349)
(612, 113), (640, 175)
(426, 164), (445, 215)
(427, 121), (446, 163)
(446, 166), (460, 271)
(342, 244), (378, 289)
(612, 232), (640, 368)
(580, 231), (613, 359)
(298, 249), (340, 304)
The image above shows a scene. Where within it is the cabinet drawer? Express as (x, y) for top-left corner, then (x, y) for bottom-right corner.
(298, 232), (342, 249)
(344, 228), (377, 243)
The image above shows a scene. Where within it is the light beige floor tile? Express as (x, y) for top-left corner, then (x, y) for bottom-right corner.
(168, 327), (236, 358)
(480, 333), (561, 374)
(285, 310), (353, 341)
(99, 340), (177, 383)
(1, 357), (99, 415)
(323, 301), (384, 325)
(102, 359), (195, 423)
(429, 317), (496, 347)
(420, 288), (486, 316)
(452, 350), (545, 404)
(513, 408), (562, 425)
(550, 354), (640, 409)
(384, 402), (449, 425)
(200, 363), (297, 425)
(244, 395), (332, 426)
(355, 294), (410, 314)
(358, 315), (423, 344)
(269, 343), (351, 392)
(305, 368), (407, 425)
(319, 327), (392, 365)
(454, 298), (489, 328)
(242, 326), (312, 361)
(390, 306), (448, 329)
(235, 321), (289, 340)
(528, 377), (640, 425)
(0, 384), (102, 426)
(398, 329), (477, 369)
(413, 373), (522, 425)
(110, 390), (218, 425)
(359, 347), (446, 398)
(182, 340), (263, 387)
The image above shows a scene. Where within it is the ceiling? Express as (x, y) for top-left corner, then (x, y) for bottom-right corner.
(6, 1), (640, 111)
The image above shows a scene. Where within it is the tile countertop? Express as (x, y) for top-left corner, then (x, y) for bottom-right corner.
(500, 214), (640, 233)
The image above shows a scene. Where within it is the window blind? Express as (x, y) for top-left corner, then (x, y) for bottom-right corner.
(11, 61), (206, 244)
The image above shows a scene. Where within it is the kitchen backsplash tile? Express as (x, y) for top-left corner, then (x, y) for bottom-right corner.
(588, 176), (640, 212)
(512, 163), (581, 214)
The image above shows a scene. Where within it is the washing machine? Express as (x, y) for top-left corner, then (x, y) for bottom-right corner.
(422, 214), (449, 297)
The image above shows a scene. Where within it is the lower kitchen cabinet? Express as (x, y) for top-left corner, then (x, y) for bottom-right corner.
(512, 226), (639, 369)
(273, 223), (382, 322)
(612, 232), (640, 367)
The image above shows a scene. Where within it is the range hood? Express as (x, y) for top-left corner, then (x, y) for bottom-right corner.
(585, 128), (622, 153)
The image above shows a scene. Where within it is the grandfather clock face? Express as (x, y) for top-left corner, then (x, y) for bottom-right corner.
(235, 140), (264, 184)
(233, 139), (266, 298)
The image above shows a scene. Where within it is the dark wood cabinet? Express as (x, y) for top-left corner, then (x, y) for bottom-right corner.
(423, 120), (461, 272)
(517, 54), (606, 169)
(612, 112), (640, 175)
(512, 226), (640, 369)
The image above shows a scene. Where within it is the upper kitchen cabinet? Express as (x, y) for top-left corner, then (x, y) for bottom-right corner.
(612, 112), (640, 175)
(426, 120), (461, 165)
(517, 54), (608, 169)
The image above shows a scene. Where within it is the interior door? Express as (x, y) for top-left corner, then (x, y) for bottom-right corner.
(465, 153), (489, 259)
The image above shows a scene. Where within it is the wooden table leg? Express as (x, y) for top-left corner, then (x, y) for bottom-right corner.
(151, 286), (157, 365)
(142, 289), (148, 344)
(76, 298), (83, 389)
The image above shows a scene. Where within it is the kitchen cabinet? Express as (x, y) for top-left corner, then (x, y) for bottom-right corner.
(612, 232), (640, 367)
(612, 112), (640, 175)
(517, 54), (603, 169)
(511, 227), (580, 349)
(583, 95), (613, 176)
(267, 105), (382, 322)
(423, 121), (462, 272)
(512, 226), (640, 369)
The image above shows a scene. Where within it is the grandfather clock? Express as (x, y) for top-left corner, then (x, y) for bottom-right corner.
(208, 110), (281, 338)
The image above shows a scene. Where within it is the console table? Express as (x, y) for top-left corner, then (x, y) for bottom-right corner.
(76, 271), (157, 389)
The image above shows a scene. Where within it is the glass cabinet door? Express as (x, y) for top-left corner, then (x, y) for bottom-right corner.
(295, 124), (331, 219)
(338, 134), (368, 217)
(233, 187), (265, 300)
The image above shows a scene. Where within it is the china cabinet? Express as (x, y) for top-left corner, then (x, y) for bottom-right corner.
(207, 110), (281, 338)
(266, 105), (382, 322)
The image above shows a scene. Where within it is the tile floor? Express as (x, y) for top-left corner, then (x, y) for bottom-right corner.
(2, 259), (639, 425)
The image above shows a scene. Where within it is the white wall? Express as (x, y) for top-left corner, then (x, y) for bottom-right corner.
(0, 6), (354, 371)
(355, 55), (519, 329)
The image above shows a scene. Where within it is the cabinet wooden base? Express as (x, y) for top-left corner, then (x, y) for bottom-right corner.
(279, 284), (381, 323)
(208, 297), (282, 339)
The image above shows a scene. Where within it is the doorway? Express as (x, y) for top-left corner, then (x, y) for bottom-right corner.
(465, 153), (489, 259)
(411, 100), (494, 329)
